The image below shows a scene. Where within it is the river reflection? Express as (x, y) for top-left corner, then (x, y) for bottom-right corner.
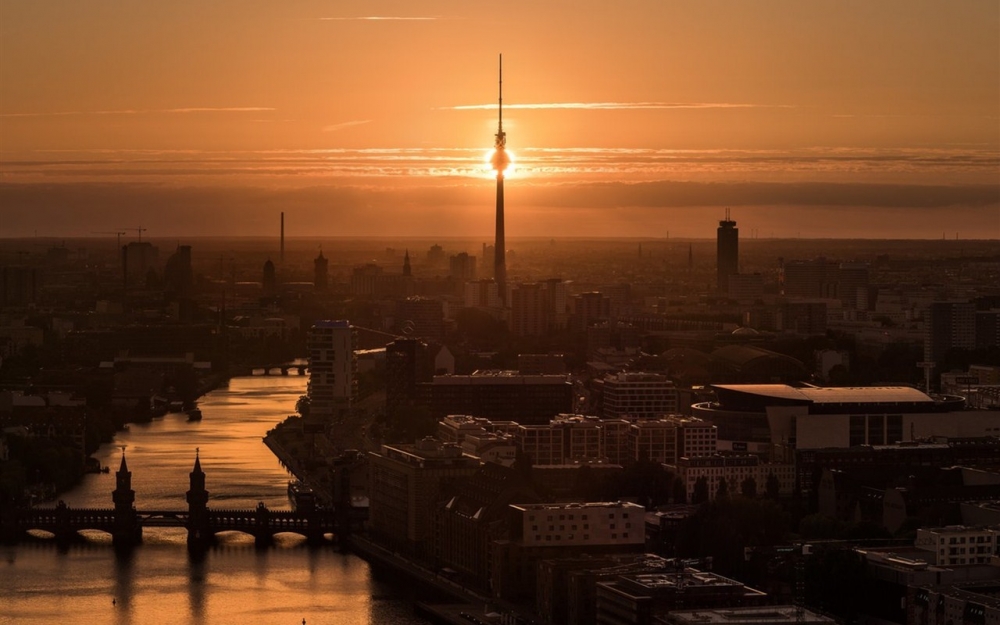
(0, 377), (427, 625)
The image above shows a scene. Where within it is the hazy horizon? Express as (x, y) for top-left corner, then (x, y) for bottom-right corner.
(1, 0), (998, 238)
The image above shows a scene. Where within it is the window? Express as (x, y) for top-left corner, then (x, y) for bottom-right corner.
(849, 416), (865, 446)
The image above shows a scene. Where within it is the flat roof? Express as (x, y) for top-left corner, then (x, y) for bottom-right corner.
(713, 384), (933, 404)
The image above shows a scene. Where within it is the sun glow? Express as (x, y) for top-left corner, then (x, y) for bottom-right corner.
(485, 148), (516, 177)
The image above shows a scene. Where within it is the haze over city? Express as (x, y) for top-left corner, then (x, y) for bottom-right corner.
(1, 0), (998, 238)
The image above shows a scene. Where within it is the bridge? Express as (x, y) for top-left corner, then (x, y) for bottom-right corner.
(0, 452), (366, 551)
(250, 363), (308, 376)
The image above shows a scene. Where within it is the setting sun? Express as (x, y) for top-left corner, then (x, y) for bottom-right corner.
(485, 148), (515, 178)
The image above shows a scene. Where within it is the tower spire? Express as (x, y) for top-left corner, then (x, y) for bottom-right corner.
(492, 54), (508, 306)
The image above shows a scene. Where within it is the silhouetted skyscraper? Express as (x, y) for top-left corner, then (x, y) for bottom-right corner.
(491, 55), (509, 306)
(314, 250), (328, 290)
(403, 249), (411, 277)
(262, 258), (276, 295)
(716, 208), (738, 293)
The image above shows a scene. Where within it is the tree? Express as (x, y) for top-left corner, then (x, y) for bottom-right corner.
(672, 477), (687, 504)
(740, 476), (757, 498)
(766, 472), (781, 499)
(692, 476), (710, 504)
(295, 395), (310, 419)
(716, 477), (729, 500)
(676, 497), (791, 577)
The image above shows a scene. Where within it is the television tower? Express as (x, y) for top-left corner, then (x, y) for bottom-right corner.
(491, 54), (509, 306)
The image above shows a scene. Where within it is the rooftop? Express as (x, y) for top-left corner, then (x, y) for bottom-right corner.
(713, 384), (934, 404)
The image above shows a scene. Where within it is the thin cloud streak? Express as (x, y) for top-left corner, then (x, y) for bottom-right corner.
(322, 120), (371, 132)
(319, 16), (440, 21)
(444, 102), (796, 111)
(0, 107), (275, 118)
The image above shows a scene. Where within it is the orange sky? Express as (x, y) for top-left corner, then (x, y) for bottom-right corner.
(1, 0), (998, 237)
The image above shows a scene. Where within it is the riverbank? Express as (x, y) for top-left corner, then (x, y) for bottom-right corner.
(348, 534), (504, 624)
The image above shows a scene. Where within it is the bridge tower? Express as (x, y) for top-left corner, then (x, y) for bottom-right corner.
(186, 450), (212, 551)
(112, 452), (142, 549)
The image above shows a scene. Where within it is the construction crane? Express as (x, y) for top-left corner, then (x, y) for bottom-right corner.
(124, 227), (147, 242)
(92, 231), (126, 249)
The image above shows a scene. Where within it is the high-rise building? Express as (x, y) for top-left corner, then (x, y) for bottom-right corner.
(162, 245), (193, 297)
(449, 252), (477, 282)
(716, 209), (738, 293)
(976, 309), (1000, 349)
(571, 291), (611, 331)
(837, 262), (870, 309)
(396, 296), (445, 339)
(925, 301), (976, 366)
(780, 257), (838, 299)
(262, 259), (276, 295)
(313, 251), (328, 290)
(385, 338), (434, 423)
(511, 282), (547, 337)
(464, 279), (502, 309)
(122, 241), (159, 287)
(0, 266), (37, 307)
(306, 320), (356, 427)
(491, 56), (509, 305)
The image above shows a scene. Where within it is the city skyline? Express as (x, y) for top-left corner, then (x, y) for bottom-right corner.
(1, 0), (998, 238)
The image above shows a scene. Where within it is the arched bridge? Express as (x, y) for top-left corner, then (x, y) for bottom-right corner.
(0, 453), (366, 551)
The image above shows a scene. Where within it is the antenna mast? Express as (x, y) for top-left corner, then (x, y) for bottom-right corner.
(495, 54), (505, 149)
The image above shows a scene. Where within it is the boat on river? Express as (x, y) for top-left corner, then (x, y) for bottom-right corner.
(187, 408), (203, 422)
(287, 481), (316, 512)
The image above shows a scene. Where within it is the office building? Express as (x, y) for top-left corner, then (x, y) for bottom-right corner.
(666, 455), (796, 502)
(306, 320), (356, 425)
(600, 372), (679, 420)
(716, 209), (738, 293)
(416, 371), (573, 424)
(367, 438), (480, 559)
(914, 526), (998, 566)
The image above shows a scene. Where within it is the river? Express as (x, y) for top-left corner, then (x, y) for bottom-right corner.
(0, 376), (428, 625)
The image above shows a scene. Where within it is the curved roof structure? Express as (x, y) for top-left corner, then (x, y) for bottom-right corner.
(710, 383), (946, 414)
